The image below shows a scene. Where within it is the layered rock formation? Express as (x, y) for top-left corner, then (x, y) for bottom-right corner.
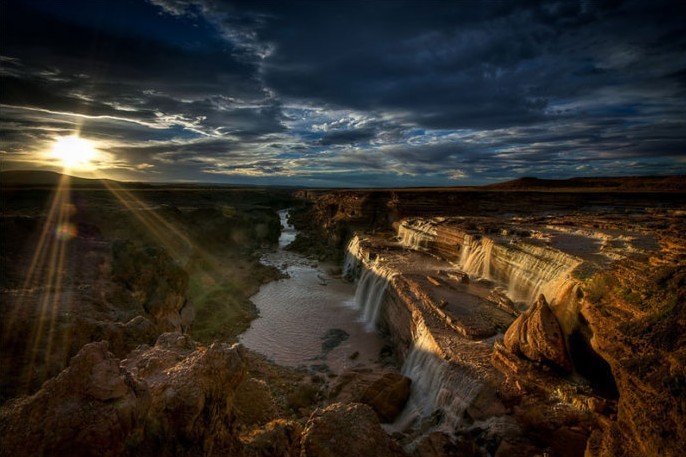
(2, 176), (684, 456)
(330, 197), (685, 456)
(504, 294), (572, 372)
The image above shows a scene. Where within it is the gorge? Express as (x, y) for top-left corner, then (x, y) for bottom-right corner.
(1, 172), (684, 457)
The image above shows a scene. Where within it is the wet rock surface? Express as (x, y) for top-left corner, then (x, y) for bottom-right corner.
(319, 186), (685, 456)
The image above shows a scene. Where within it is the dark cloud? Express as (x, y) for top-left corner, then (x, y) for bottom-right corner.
(1, 0), (684, 186)
(318, 128), (377, 146)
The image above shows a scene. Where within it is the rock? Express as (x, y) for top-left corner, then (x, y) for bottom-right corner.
(504, 294), (572, 372)
(320, 328), (349, 356)
(243, 419), (302, 457)
(235, 377), (279, 426)
(414, 432), (481, 457)
(359, 373), (412, 423)
(300, 403), (406, 457)
(111, 241), (190, 333)
(465, 388), (507, 422)
(124, 334), (247, 457)
(0, 335), (249, 457)
(0, 342), (150, 457)
(329, 368), (411, 423)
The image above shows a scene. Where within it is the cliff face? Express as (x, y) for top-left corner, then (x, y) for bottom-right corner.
(582, 259), (686, 457)
(0, 186), (287, 402)
(296, 187), (685, 242)
(330, 188), (685, 456)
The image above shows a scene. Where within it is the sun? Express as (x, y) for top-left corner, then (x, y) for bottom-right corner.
(50, 135), (99, 170)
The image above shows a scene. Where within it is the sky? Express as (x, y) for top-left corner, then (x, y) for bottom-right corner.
(1, 0), (685, 187)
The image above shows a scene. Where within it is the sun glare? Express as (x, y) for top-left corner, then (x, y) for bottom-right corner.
(50, 135), (99, 170)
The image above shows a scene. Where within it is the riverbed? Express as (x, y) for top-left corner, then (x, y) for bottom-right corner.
(239, 210), (386, 373)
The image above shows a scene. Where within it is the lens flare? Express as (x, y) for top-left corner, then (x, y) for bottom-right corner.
(55, 222), (78, 241)
(50, 135), (98, 170)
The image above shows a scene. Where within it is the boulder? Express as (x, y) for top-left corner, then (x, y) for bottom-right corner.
(329, 368), (411, 422)
(300, 402), (406, 457)
(504, 294), (572, 372)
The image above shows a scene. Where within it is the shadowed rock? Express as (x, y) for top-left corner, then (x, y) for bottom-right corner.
(301, 402), (406, 457)
(1, 334), (248, 457)
(329, 368), (411, 423)
(504, 294), (572, 372)
(123, 333), (246, 457)
(0, 341), (150, 457)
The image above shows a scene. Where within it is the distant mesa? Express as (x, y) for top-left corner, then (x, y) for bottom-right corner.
(2, 169), (685, 192)
(0, 170), (123, 189)
(485, 175), (686, 191)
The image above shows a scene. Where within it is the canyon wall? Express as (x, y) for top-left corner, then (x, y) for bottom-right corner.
(316, 186), (686, 457)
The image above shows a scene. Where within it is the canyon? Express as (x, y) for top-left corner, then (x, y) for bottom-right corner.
(1, 172), (684, 457)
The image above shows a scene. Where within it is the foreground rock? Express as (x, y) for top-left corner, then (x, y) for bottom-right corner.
(329, 368), (411, 422)
(504, 294), (572, 372)
(0, 333), (247, 457)
(0, 341), (149, 457)
(300, 402), (406, 457)
(123, 333), (247, 457)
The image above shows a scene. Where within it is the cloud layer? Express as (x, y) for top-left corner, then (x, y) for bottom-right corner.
(1, 0), (685, 185)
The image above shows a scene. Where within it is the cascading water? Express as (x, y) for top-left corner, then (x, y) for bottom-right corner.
(398, 219), (437, 251)
(354, 268), (390, 330)
(399, 221), (580, 308)
(393, 325), (482, 440)
(459, 235), (494, 280)
(343, 237), (362, 280)
(278, 209), (297, 248)
(495, 242), (580, 305)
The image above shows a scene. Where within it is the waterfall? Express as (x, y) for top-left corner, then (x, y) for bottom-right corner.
(343, 241), (361, 281)
(455, 232), (579, 307)
(398, 219), (437, 251)
(277, 209), (296, 248)
(354, 268), (390, 330)
(489, 242), (580, 305)
(459, 235), (493, 280)
(394, 331), (482, 436)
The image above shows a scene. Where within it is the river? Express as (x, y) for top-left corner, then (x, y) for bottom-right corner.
(239, 209), (386, 373)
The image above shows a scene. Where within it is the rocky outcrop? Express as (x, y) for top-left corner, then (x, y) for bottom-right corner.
(0, 341), (149, 457)
(234, 377), (279, 427)
(123, 333), (247, 457)
(0, 333), (248, 457)
(111, 241), (191, 333)
(242, 419), (302, 457)
(329, 368), (411, 422)
(582, 261), (686, 457)
(300, 403), (406, 457)
(504, 294), (572, 372)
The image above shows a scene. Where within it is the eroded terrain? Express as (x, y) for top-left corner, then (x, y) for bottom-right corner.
(1, 173), (684, 457)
